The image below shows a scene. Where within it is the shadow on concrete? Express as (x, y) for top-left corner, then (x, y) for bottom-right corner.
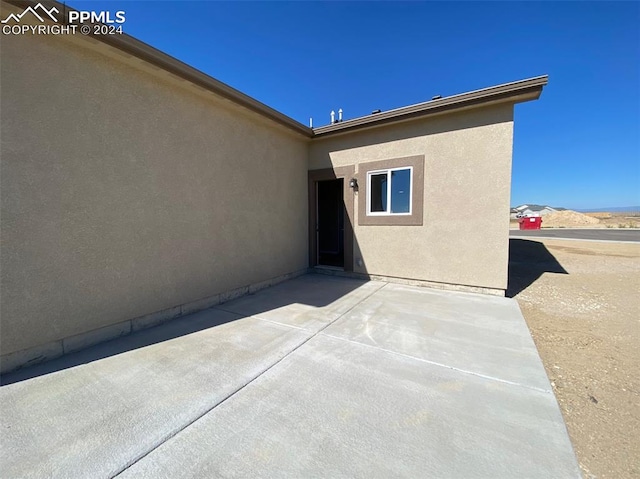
(507, 239), (568, 298)
(1, 275), (366, 386)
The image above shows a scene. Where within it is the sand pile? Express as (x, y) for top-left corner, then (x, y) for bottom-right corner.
(542, 210), (601, 227)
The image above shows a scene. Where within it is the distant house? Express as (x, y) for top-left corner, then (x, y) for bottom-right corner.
(511, 204), (558, 218)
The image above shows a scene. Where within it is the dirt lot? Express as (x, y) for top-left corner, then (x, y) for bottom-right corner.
(508, 239), (640, 479)
(586, 212), (640, 229)
(510, 211), (640, 229)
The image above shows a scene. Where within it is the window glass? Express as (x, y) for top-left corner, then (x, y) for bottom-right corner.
(370, 173), (387, 212)
(390, 169), (411, 213)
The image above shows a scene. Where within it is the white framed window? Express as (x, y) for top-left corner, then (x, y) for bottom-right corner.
(366, 167), (413, 215)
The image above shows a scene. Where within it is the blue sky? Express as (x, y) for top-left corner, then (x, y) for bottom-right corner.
(70, 1), (639, 209)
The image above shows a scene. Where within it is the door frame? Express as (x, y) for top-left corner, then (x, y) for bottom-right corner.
(308, 166), (355, 271)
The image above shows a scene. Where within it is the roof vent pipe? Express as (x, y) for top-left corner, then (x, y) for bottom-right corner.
(338, 108), (343, 122)
(330, 110), (335, 124)
(309, 117), (313, 128)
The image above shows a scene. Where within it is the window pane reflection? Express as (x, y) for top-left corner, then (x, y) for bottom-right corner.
(391, 169), (410, 213)
(370, 173), (387, 212)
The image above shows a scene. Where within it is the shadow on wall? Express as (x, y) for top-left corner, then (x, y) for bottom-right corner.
(507, 239), (568, 298)
(0, 275), (366, 386)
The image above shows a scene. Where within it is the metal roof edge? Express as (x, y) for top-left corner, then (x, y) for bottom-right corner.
(311, 75), (548, 137)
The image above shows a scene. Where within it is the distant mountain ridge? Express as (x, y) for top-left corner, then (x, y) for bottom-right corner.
(575, 206), (640, 213)
(511, 205), (640, 213)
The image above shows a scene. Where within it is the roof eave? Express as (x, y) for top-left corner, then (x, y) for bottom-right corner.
(2, 1), (547, 141)
(2, 0), (315, 138)
(93, 31), (316, 138)
(311, 75), (548, 138)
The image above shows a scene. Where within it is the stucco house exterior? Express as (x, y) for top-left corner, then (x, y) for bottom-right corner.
(0, 0), (547, 372)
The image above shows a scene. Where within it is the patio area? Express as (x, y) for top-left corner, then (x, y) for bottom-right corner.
(0, 274), (580, 478)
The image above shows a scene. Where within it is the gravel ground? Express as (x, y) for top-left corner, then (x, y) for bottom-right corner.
(508, 238), (640, 479)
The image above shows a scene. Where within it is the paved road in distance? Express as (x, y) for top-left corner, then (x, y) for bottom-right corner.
(510, 229), (640, 242)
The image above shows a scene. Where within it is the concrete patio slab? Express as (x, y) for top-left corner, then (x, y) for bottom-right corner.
(0, 309), (310, 479)
(215, 274), (384, 332)
(323, 283), (552, 391)
(0, 274), (580, 478)
(120, 333), (580, 478)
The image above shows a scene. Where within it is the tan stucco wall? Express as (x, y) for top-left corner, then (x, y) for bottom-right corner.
(1, 32), (309, 356)
(309, 105), (515, 291)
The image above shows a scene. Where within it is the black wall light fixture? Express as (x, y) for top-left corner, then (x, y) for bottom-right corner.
(349, 178), (358, 190)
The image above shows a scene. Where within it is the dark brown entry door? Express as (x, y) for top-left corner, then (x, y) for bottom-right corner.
(316, 179), (344, 267)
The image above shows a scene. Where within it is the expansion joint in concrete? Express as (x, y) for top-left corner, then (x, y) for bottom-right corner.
(111, 281), (387, 477)
(319, 332), (553, 395)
